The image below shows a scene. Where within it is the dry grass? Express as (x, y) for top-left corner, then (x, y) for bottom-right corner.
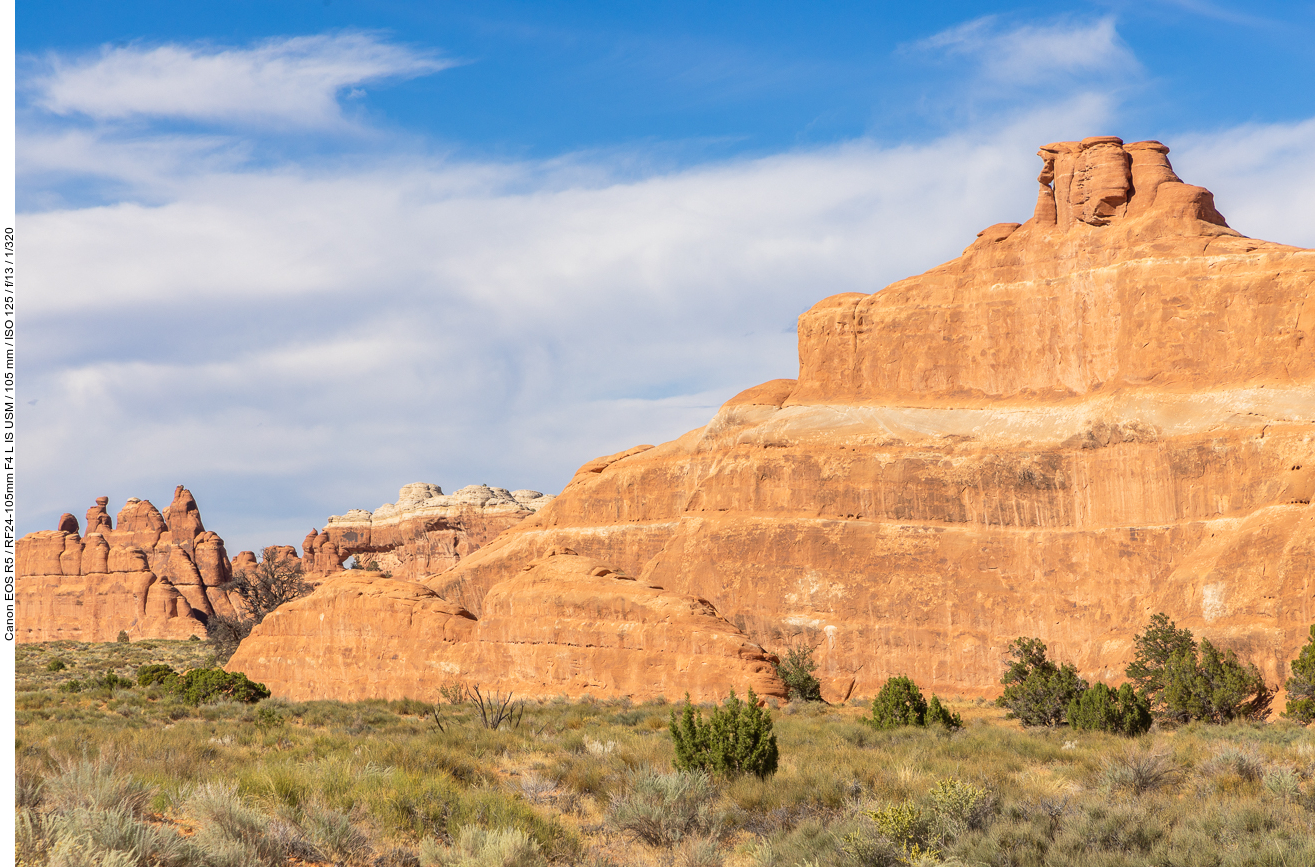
(15, 641), (1315, 866)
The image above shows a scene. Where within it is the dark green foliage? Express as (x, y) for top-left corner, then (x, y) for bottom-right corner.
(58, 679), (85, 693)
(46, 658), (67, 672)
(1161, 639), (1270, 724)
(177, 668), (271, 705)
(1283, 624), (1315, 724)
(669, 688), (778, 779)
(996, 637), (1087, 727)
(1126, 613), (1197, 715)
(1067, 683), (1152, 735)
(868, 677), (961, 730)
(116, 630), (130, 644)
(774, 643), (823, 702)
(869, 676), (928, 729)
(927, 694), (963, 730)
(60, 670), (135, 693)
(136, 663), (179, 688)
(188, 634), (200, 642)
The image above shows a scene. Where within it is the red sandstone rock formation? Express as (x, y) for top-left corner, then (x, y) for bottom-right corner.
(235, 136), (1313, 705)
(303, 483), (553, 588)
(227, 548), (785, 703)
(16, 486), (237, 642)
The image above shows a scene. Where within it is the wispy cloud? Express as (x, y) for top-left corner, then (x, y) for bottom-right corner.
(918, 16), (1138, 82)
(28, 32), (453, 128)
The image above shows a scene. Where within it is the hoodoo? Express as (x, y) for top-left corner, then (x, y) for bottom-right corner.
(238, 137), (1312, 703)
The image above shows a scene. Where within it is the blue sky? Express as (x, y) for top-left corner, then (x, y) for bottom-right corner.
(18, 1), (1315, 553)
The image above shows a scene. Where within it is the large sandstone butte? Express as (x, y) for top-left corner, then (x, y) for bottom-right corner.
(303, 483), (553, 583)
(17, 487), (238, 641)
(236, 136), (1313, 704)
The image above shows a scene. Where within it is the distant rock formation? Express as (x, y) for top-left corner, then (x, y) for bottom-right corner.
(227, 548), (785, 703)
(16, 486), (237, 642)
(236, 136), (1314, 704)
(301, 483), (553, 592)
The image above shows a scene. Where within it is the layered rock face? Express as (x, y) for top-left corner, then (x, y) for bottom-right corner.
(425, 138), (1314, 700)
(235, 136), (1312, 704)
(302, 483), (552, 586)
(17, 487), (238, 642)
(227, 548), (784, 703)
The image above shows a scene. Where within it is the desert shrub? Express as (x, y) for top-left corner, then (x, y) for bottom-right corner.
(186, 781), (292, 867)
(1066, 682), (1152, 735)
(1101, 744), (1181, 795)
(58, 679), (85, 693)
(869, 676), (928, 729)
(925, 695), (962, 730)
(1161, 638), (1270, 724)
(176, 668), (270, 705)
(1283, 623), (1315, 723)
(996, 637), (1087, 727)
(47, 805), (193, 867)
(116, 630), (130, 644)
(607, 768), (718, 847)
(48, 658), (68, 671)
(135, 663), (178, 688)
(927, 778), (992, 836)
(862, 801), (938, 862)
(45, 757), (153, 816)
(301, 805), (370, 863)
(419, 825), (546, 867)
(774, 644), (823, 702)
(670, 688), (778, 779)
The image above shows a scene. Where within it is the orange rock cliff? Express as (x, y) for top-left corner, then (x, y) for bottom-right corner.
(17, 487), (238, 641)
(232, 136), (1314, 704)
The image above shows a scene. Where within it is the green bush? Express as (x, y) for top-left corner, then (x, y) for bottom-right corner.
(869, 676), (928, 729)
(926, 695), (963, 730)
(177, 668), (271, 705)
(774, 644), (823, 702)
(47, 658), (68, 672)
(995, 637), (1087, 727)
(1282, 623), (1315, 724)
(1067, 682), (1152, 735)
(1125, 613), (1198, 715)
(1160, 638), (1270, 724)
(116, 630), (130, 644)
(136, 664), (179, 688)
(670, 688), (778, 779)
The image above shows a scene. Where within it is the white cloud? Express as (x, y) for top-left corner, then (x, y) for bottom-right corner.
(919, 16), (1138, 82)
(28, 32), (451, 128)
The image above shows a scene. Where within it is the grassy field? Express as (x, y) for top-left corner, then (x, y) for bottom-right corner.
(14, 640), (1315, 866)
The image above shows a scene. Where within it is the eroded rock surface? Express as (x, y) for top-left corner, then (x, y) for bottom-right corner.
(16, 486), (236, 641)
(303, 483), (553, 585)
(228, 548), (784, 703)
(419, 137), (1314, 701)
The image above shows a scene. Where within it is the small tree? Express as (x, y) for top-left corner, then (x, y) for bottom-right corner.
(207, 546), (312, 663)
(996, 637), (1087, 727)
(869, 676), (960, 730)
(1161, 639), (1270, 724)
(927, 695), (963, 730)
(670, 688), (778, 779)
(1067, 682), (1152, 735)
(774, 643), (823, 702)
(1283, 624), (1315, 724)
(1126, 613), (1196, 715)
(870, 676), (928, 729)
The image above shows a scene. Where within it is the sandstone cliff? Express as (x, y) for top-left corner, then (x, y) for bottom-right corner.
(232, 136), (1312, 705)
(17, 487), (237, 642)
(428, 137), (1313, 702)
(227, 548), (785, 703)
